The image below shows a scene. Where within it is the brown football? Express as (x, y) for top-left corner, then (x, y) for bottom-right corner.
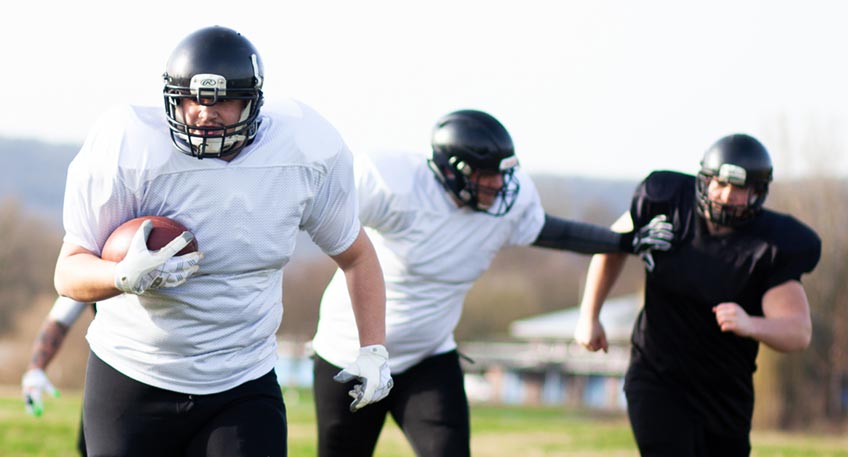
(101, 216), (199, 262)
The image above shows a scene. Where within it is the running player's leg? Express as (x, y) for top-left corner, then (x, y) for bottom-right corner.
(187, 370), (286, 457)
(313, 355), (389, 457)
(625, 377), (700, 457)
(77, 412), (87, 457)
(391, 351), (470, 457)
(702, 428), (751, 457)
(83, 352), (189, 457)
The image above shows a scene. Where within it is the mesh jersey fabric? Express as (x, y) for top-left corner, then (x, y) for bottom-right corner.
(312, 150), (545, 373)
(62, 99), (361, 394)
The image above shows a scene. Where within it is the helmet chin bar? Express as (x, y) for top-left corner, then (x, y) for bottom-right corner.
(695, 173), (766, 227)
(704, 200), (755, 227)
(428, 159), (520, 217)
(167, 98), (256, 159)
(172, 130), (248, 157)
(464, 170), (520, 216)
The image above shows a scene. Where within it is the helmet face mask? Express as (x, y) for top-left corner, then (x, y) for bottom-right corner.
(163, 27), (264, 159)
(695, 134), (773, 227)
(428, 110), (520, 216)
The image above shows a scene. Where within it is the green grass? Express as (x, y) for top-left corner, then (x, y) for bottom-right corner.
(1, 387), (846, 456)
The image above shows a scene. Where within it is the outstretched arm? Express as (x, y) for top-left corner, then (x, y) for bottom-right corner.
(532, 213), (673, 257)
(713, 280), (812, 352)
(532, 214), (632, 253)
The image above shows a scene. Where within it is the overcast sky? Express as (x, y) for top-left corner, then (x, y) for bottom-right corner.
(2, 0), (846, 179)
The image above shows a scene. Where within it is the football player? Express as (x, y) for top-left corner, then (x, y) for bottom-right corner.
(575, 133), (821, 456)
(311, 109), (675, 457)
(53, 26), (391, 456)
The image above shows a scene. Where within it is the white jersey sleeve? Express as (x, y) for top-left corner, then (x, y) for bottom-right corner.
(65, 100), (364, 395)
(353, 152), (393, 230)
(47, 296), (89, 328)
(506, 169), (546, 247)
(300, 143), (360, 256)
(62, 105), (138, 255)
(313, 152), (547, 374)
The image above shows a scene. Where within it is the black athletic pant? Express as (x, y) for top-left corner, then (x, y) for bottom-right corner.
(625, 375), (751, 457)
(77, 413), (86, 456)
(77, 304), (96, 456)
(83, 351), (286, 457)
(313, 350), (470, 457)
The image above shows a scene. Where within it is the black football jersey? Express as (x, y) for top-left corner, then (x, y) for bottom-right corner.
(625, 171), (821, 432)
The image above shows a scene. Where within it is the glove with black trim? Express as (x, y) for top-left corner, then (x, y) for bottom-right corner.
(114, 219), (202, 294)
(632, 214), (674, 271)
(333, 344), (394, 412)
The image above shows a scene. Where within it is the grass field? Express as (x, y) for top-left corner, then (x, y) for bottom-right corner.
(1, 387), (846, 456)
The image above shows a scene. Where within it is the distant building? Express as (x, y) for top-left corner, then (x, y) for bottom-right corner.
(460, 294), (642, 411)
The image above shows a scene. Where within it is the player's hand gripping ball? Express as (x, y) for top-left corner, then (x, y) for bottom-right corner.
(103, 216), (201, 294)
(101, 216), (198, 262)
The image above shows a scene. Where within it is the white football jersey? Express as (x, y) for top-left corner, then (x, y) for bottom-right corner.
(312, 151), (545, 373)
(63, 99), (361, 394)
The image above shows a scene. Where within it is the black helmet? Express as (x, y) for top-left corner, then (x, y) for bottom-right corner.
(162, 26), (264, 159)
(427, 109), (520, 216)
(695, 133), (773, 227)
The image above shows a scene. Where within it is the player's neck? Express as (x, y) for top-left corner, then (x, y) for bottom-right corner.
(705, 219), (734, 236)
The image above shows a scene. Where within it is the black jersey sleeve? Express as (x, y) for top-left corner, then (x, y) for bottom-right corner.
(630, 171), (694, 233)
(760, 211), (822, 290)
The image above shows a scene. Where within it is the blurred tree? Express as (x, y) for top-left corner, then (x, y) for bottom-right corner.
(765, 177), (848, 429)
(755, 119), (847, 429)
(0, 198), (62, 335)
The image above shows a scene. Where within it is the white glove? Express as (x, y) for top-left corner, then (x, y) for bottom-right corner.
(114, 219), (203, 294)
(333, 344), (394, 412)
(632, 214), (674, 272)
(22, 368), (59, 417)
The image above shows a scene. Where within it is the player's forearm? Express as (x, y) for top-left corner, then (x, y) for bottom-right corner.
(532, 214), (631, 254)
(748, 316), (811, 352)
(54, 243), (122, 302)
(579, 252), (628, 319)
(28, 320), (70, 370)
(348, 273), (386, 347)
(332, 229), (387, 347)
